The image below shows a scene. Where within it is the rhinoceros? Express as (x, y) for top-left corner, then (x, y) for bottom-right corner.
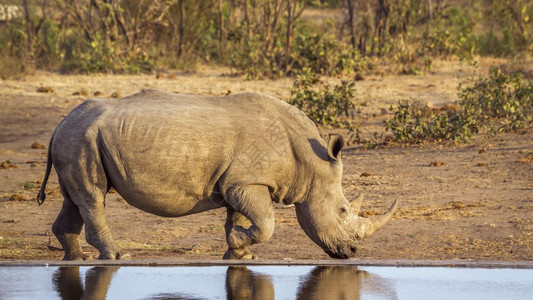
(37, 89), (397, 260)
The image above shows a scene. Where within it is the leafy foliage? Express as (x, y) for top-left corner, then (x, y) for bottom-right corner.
(0, 0), (531, 76)
(288, 68), (358, 127)
(384, 68), (533, 144)
(230, 34), (281, 80)
(291, 32), (340, 75)
(67, 36), (153, 74)
(459, 67), (533, 133)
(476, 0), (532, 56)
(421, 6), (477, 60)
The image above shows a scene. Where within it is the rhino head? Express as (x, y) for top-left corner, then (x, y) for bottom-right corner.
(294, 135), (398, 259)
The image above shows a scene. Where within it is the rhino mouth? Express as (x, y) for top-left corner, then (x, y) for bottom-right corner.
(324, 245), (357, 259)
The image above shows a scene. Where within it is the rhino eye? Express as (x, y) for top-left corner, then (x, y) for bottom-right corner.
(339, 206), (349, 218)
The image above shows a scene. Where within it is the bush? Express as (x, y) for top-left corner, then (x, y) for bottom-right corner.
(230, 34), (280, 79)
(0, 21), (31, 77)
(291, 33), (342, 75)
(476, 0), (532, 56)
(288, 68), (358, 127)
(384, 67), (533, 144)
(420, 7), (477, 60)
(290, 27), (373, 77)
(1, 1), (530, 76)
(459, 67), (533, 133)
(384, 100), (471, 143)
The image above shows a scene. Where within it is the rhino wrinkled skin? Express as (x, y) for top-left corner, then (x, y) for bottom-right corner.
(38, 89), (398, 260)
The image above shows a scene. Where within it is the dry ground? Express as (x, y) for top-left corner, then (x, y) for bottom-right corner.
(0, 58), (531, 262)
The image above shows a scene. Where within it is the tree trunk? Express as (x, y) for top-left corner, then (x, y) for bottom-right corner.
(22, 0), (35, 59)
(346, 0), (356, 49)
(427, 0), (433, 20)
(177, 0), (184, 58)
(285, 0), (292, 68)
(218, 0), (227, 58)
(370, 0), (389, 56)
(243, 0), (251, 39)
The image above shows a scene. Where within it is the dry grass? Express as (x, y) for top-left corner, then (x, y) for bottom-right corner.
(0, 65), (294, 101)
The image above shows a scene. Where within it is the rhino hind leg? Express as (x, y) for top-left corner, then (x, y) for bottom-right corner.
(77, 199), (130, 260)
(223, 185), (275, 259)
(56, 172), (129, 260)
(52, 188), (87, 261)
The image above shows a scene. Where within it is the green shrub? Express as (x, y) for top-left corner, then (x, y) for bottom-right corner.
(476, 0), (532, 56)
(459, 67), (533, 132)
(291, 30), (371, 76)
(35, 20), (61, 68)
(291, 33), (339, 75)
(420, 7), (477, 60)
(0, 21), (31, 77)
(288, 68), (358, 127)
(230, 34), (279, 79)
(231, 25), (370, 79)
(385, 67), (533, 144)
(62, 34), (154, 74)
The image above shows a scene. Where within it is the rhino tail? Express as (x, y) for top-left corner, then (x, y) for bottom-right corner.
(37, 133), (55, 205)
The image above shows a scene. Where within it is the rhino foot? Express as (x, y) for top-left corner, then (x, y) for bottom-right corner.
(223, 248), (257, 260)
(119, 253), (132, 260)
(98, 252), (132, 260)
(63, 253), (92, 261)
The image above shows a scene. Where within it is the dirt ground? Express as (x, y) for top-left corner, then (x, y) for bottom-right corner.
(0, 58), (531, 262)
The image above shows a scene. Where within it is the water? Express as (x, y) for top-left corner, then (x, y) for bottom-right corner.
(0, 265), (531, 299)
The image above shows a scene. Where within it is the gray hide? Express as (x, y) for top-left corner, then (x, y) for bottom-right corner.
(38, 89), (397, 260)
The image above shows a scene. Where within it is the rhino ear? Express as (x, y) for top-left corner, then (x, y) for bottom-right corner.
(327, 134), (344, 161)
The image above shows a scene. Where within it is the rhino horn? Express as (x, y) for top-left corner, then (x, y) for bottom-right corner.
(360, 199), (399, 239)
(349, 193), (364, 214)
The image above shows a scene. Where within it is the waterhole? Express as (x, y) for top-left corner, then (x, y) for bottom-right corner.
(0, 264), (531, 299)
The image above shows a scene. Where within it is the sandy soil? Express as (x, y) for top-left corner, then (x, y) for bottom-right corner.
(0, 59), (531, 262)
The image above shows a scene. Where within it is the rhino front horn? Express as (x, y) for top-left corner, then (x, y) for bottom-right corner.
(361, 199), (399, 239)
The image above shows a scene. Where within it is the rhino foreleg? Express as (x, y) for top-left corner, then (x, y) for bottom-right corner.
(223, 208), (255, 259)
(223, 185), (275, 259)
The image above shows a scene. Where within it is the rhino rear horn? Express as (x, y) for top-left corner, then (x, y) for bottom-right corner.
(349, 194), (364, 214)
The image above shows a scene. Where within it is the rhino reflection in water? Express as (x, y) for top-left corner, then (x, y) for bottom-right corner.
(38, 90), (398, 260)
(53, 266), (118, 300)
(297, 266), (398, 300)
(52, 266), (397, 299)
(226, 267), (274, 300)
